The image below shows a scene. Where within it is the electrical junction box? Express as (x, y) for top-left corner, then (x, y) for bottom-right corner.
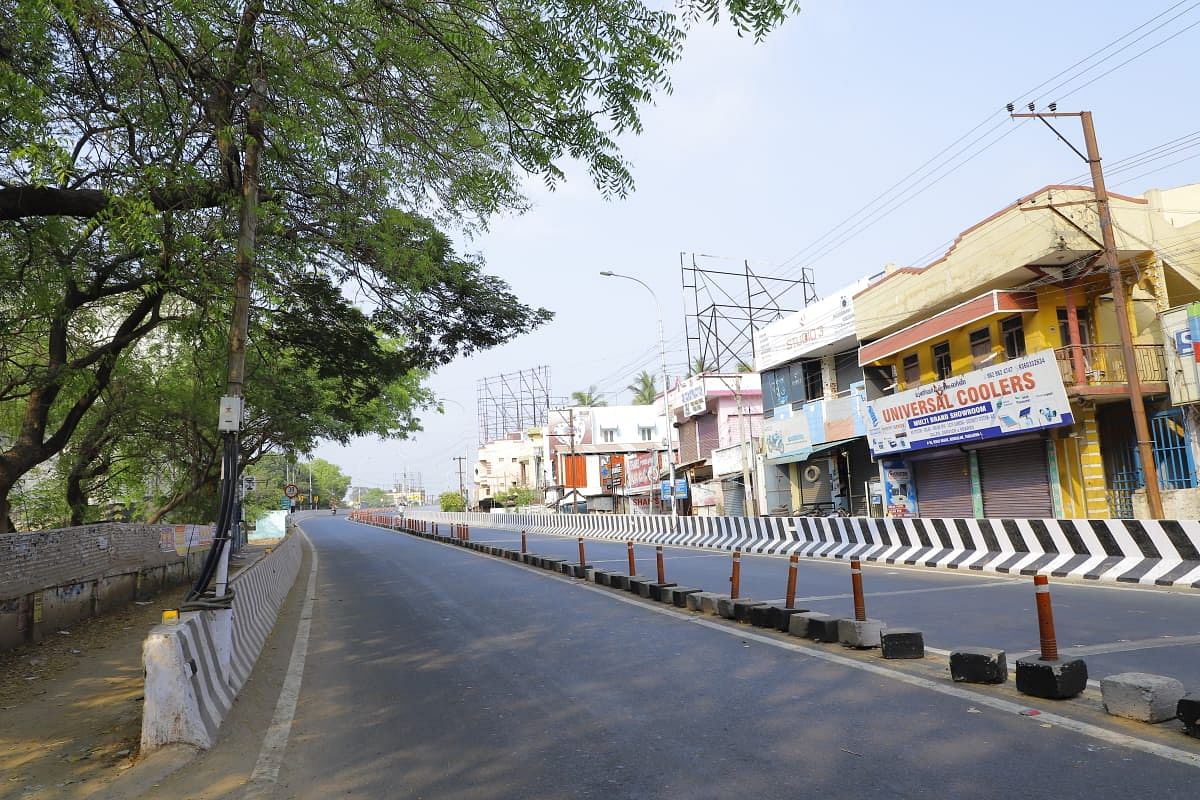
(217, 395), (243, 432)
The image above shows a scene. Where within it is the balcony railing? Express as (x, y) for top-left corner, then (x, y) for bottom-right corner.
(1054, 344), (1167, 387)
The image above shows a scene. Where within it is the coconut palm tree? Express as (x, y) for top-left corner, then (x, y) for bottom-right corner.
(626, 371), (657, 405)
(690, 357), (709, 376)
(570, 385), (607, 406)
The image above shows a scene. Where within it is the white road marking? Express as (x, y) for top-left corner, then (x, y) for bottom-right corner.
(242, 530), (319, 799)
(760, 579), (1023, 604)
(1009, 633), (1200, 661)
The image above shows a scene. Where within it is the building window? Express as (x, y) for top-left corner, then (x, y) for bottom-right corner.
(969, 327), (993, 366)
(638, 425), (655, 441)
(902, 354), (920, 388)
(1056, 308), (1092, 346)
(932, 341), (952, 380)
(600, 428), (617, 443)
(789, 363), (807, 404)
(803, 359), (823, 401)
(834, 350), (860, 394)
(1001, 315), (1026, 359)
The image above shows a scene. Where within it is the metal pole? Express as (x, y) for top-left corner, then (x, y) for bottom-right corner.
(1033, 574), (1059, 661)
(521, 530), (527, 554)
(627, 541), (636, 576)
(785, 553), (799, 609)
(1079, 111), (1163, 519)
(850, 558), (866, 622)
(730, 549), (741, 599)
(578, 536), (587, 567)
(656, 545), (665, 584)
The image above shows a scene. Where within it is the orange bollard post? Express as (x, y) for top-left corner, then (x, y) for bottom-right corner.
(1034, 574), (1059, 661)
(463, 524), (469, 542)
(730, 550), (742, 599)
(656, 546), (665, 584)
(785, 554), (799, 609)
(627, 541), (636, 576)
(578, 537), (587, 567)
(850, 558), (866, 622)
(521, 530), (527, 554)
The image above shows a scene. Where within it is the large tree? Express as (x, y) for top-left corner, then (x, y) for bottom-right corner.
(627, 370), (657, 405)
(0, 0), (797, 531)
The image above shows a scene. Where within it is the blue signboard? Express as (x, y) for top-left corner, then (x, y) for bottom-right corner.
(660, 479), (690, 500)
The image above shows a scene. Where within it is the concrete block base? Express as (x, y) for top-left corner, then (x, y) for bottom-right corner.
(716, 596), (747, 619)
(610, 574), (631, 591)
(767, 606), (807, 632)
(789, 612), (839, 642)
(950, 648), (1008, 684)
(1016, 656), (1088, 700)
(837, 618), (884, 649)
(1101, 672), (1185, 723)
(647, 582), (677, 602)
(1178, 693), (1200, 737)
(664, 587), (700, 607)
(689, 592), (723, 613)
(747, 604), (777, 628)
(733, 600), (767, 623)
(880, 628), (925, 659)
(593, 570), (612, 586)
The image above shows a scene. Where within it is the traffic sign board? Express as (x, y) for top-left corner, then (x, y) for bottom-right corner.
(284, 483), (299, 498)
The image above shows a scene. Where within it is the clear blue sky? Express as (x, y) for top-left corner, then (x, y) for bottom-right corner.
(316, 1), (1200, 496)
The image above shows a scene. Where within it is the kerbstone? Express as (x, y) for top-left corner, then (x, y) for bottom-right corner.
(733, 599), (767, 623)
(950, 648), (1007, 684)
(767, 606), (807, 632)
(881, 628), (925, 659)
(1016, 656), (1088, 700)
(648, 582), (677, 602)
(593, 570), (612, 586)
(664, 587), (700, 607)
(1101, 672), (1185, 723)
(747, 604), (777, 628)
(688, 592), (723, 613)
(837, 618), (885, 649)
(609, 574), (631, 591)
(716, 596), (748, 619)
(628, 576), (654, 595)
(1178, 693), (1200, 737)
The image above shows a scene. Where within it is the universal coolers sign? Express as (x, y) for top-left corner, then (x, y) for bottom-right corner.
(865, 349), (1073, 456)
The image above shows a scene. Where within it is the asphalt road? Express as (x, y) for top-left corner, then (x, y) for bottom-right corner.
(202, 517), (1200, 799)
(444, 521), (1200, 688)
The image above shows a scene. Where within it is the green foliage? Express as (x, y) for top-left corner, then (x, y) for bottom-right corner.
(570, 385), (607, 406)
(690, 357), (710, 376)
(495, 486), (538, 508)
(439, 491), (466, 512)
(358, 487), (390, 508)
(627, 370), (658, 405)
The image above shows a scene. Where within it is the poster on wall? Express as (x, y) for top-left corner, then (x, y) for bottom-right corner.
(624, 452), (659, 494)
(864, 349), (1073, 457)
(880, 460), (917, 518)
(548, 407), (593, 454)
(1162, 303), (1200, 405)
(172, 524), (214, 556)
(763, 407), (813, 463)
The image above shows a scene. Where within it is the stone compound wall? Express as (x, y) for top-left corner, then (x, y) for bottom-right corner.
(0, 523), (208, 650)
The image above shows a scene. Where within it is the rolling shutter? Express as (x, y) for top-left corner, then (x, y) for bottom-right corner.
(979, 439), (1053, 519)
(722, 479), (745, 516)
(913, 453), (973, 518)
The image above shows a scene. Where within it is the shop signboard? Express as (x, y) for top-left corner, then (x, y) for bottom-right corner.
(711, 443), (746, 476)
(753, 278), (867, 371)
(624, 452), (658, 494)
(864, 349), (1073, 457)
(679, 377), (707, 417)
(1162, 303), (1200, 405)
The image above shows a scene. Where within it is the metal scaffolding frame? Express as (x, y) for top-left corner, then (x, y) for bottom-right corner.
(476, 366), (558, 444)
(681, 253), (816, 373)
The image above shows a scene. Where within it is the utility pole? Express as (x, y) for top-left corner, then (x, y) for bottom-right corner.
(453, 456), (467, 505)
(1011, 106), (1163, 518)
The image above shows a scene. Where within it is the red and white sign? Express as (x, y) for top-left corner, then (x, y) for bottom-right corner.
(284, 483), (299, 498)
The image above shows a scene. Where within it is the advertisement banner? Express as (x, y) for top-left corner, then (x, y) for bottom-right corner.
(624, 452), (659, 494)
(548, 407), (593, 454)
(763, 407), (813, 464)
(865, 349), (1073, 456)
(1163, 305), (1200, 405)
(754, 279), (867, 371)
(711, 444), (745, 476)
(172, 524), (214, 556)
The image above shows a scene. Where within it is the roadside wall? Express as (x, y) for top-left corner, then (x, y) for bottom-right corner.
(0, 523), (210, 650)
(396, 511), (1200, 588)
(141, 530), (303, 752)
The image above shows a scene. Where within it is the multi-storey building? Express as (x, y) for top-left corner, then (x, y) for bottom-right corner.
(753, 280), (880, 516)
(474, 428), (547, 507)
(666, 373), (762, 516)
(855, 182), (1200, 519)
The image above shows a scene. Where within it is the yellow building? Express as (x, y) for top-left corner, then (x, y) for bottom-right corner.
(856, 183), (1200, 519)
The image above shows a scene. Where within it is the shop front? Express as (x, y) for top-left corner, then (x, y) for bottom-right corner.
(866, 349), (1072, 519)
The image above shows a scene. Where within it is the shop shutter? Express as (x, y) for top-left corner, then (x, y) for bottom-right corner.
(698, 415), (720, 458)
(979, 439), (1053, 519)
(679, 420), (698, 464)
(912, 453), (973, 518)
(722, 479), (745, 516)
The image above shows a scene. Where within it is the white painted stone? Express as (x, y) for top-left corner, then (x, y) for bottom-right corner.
(837, 618), (885, 649)
(1101, 672), (1185, 723)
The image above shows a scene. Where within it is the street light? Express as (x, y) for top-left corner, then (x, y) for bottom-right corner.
(600, 270), (677, 521)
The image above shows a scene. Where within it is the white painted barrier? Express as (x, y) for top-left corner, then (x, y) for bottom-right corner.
(390, 511), (1200, 588)
(141, 532), (302, 751)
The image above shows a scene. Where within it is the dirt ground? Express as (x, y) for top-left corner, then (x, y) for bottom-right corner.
(0, 583), (190, 800)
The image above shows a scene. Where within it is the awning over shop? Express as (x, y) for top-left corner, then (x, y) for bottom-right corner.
(806, 436), (863, 457)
